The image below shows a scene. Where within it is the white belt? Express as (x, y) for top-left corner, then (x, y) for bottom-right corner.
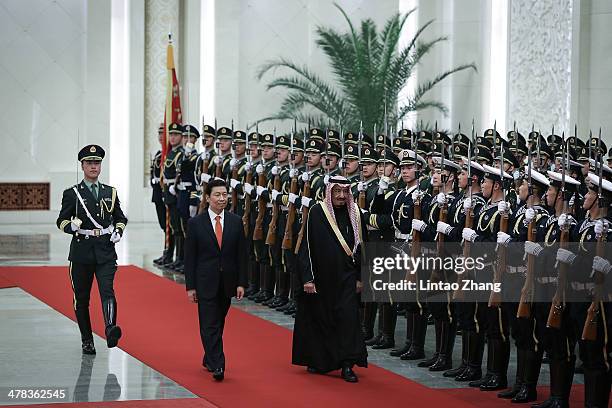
(536, 276), (557, 284)
(165, 180), (176, 185)
(266, 203), (273, 208)
(152, 177), (160, 184)
(238, 194), (245, 199)
(281, 205), (289, 211)
(179, 182), (193, 188)
(395, 231), (410, 240)
(571, 282), (595, 291)
(507, 266), (527, 274)
(77, 225), (114, 236)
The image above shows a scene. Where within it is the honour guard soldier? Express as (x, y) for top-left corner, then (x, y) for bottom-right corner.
(57, 145), (128, 354)
(162, 123), (184, 270)
(228, 129), (249, 216)
(195, 124), (218, 201)
(177, 125), (199, 226)
(243, 131), (263, 299)
(530, 169), (581, 408)
(152, 123), (168, 265)
(462, 163), (514, 391)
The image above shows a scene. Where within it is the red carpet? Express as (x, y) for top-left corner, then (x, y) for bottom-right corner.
(0, 266), (585, 407)
(0, 273), (15, 288)
(8, 399), (214, 408)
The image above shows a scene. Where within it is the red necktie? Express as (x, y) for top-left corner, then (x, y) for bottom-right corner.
(215, 215), (223, 248)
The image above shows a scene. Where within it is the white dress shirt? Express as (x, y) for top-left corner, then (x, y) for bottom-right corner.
(208, 208), (225, 231)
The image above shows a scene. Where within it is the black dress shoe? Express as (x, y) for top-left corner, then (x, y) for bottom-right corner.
(277, 300), (293, 312)
(283, 304), (297, 315)
(341, 367), (358, 383)
(511, 384), (537, 403)
(82, 339), (96, 355)
(371, 339), (395, 350)
(364, 334), (383, 347)
(456, 366), (482, 382)
(417, 353), (439, 368)
(262, 296), (278, 306)
(204, 363), (214, 372)
(444, 364), (466, 378)
(400, 347), (425, 360)
(468, 372), (490, 387)
(212, 368), (224, 381)
(389, 343), (411, 357)
(153, 255), (165, 265)
(105, 325), (122, 348)
(479, 373), (507, 391)
(271, 298), (289, 309)
(498, 382), (521, 399)
(429, 356), (452, 372)
(307, 366), (321, 374)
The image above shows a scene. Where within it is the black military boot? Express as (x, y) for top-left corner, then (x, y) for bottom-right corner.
(160, 235), (175, 266)
(173, 235), (185, 272)
(401, 312), (427, 360)
(532, 356), (574, 408)
(418, 319), (441, 367)
(479, 338), (509, 391)
(102, 299), (122, 348)
(430, 319), (456, 371)
(445, 328), (468, 377)
(458, 330), (484, 382)
(583, 367), (611, 408)
(253, 265), (273, 303)
(362, 302), (378, 342)
(511, 349), (541, 403)
(499, 348), (526, 399)
(390, 311), (412, 357)
(82, 339), (96, 355)
(245, 260), (260, 297)
(270, 269), (289, 309)
(372, 304), (396, 349)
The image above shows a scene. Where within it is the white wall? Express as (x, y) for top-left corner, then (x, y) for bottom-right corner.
(0, 0), (111, 223)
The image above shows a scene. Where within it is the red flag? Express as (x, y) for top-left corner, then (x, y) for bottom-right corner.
(161, 34), (182, 176)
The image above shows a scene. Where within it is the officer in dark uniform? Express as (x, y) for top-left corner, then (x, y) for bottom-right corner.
(163, 123), (185, 270)
(195, 124), (218, 205)
(228, 130), (249, 216)
(243, 131), (263, 299)
(152, 123), (168, 265)
(56, 145), (128, 354)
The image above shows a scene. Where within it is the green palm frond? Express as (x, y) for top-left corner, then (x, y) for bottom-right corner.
(256, 3), (478, 132)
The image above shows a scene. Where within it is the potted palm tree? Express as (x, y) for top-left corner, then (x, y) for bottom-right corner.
(257, 4), (476, 132)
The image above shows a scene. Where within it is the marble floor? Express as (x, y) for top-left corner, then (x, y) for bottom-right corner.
(0, 221), (583, 405)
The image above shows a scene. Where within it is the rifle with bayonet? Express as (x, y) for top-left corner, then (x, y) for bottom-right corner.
(582, 128), (607, 341)
(294, 124), (312, 254)
(230, 120), (238, 213)
(517, 129), (538, 318)
(282, 121), (299, 250)
(358, 121), (367, 209)
(489, 120), (508, 307)
(197, 116), (211, 214)
(253, 126), (268, 241)
(547, 131), (570, 328)
(266, 128), (281, 246)
(242, 123), (256, 237)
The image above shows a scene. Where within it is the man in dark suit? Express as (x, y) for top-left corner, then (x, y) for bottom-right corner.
(184, 178), (248, 381)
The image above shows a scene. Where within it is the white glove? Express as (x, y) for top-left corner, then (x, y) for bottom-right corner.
(289, 168), (298, 178)
(288, 193), (298, 204)
(595, 220), (606, 236)
(184, 143), (194, 154)
(556, 248), (576, 265)
(256, 185), (266, 198)
(230, 179), (240, 189)
(462, 227), (478, 242)
(245, 162), (252, 172)
(557, 213), (576, 228)
(256, 164), (264, 174)
(301, 197), (312, 208)
(357, 181), (367, 192)
(524, 241), (543, 257)
(412, 219), (426, 232)
(568, 194), (575, 208)
(271, 189), (281, 201)
(169, 185), (176, 196)
(301, 172), (310, 182)
(463, 197), (472, 211)
(177, 182), (186, 190)
(436, 221), (453, 236)
(378, 177), (389, 193)
(338, 158), (345, 169)
(244, 183), (254, 195)
(271, 165), (279, 175)
(214, 156), (223, 166)
(524, 208), (536, 224)
(436, 192), (447, 205)
(324, 174), (330, 185)
(230, 158), (238, 168)
(70, 217), (82, 232)
(189, 205), (198, 217)
(497, 231), (512, 246)
(497, 201), (509, 213)
(411, 190), (420, 202)
(196, 184), (202, 192)
(201, 173), (211, 184)
(110, 230), (121, 244)
(592, 256), (612, 275)
(513, 169), (521, 180)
